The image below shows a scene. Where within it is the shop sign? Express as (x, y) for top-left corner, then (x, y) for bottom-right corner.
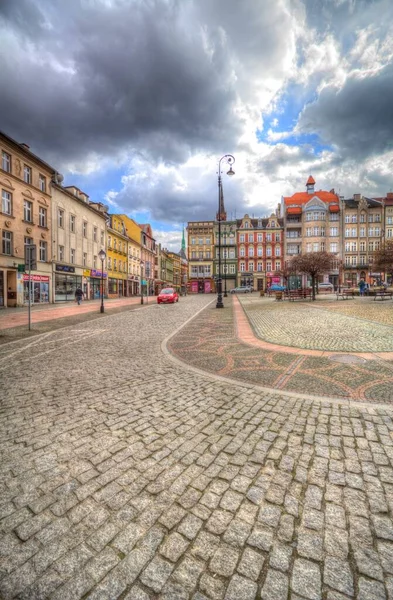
(91, 269), (107, 278)
(23, 274), (50, 282)
(272, 276), (281, 284)
(83, 269), (91, 277)
(56, 264), (75, 273)
(266, 272), (274, 277)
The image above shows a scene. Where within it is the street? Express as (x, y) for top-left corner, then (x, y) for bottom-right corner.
(0, 295), (392, 599)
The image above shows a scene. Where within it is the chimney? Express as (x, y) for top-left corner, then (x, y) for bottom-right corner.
(20, 143), (30, 150)
(353, 193), (361, 201)
(387, 192), (393, 199)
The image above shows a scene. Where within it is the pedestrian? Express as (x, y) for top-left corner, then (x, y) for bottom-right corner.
(75, 287), (84, 305)
(359, 280), (366, 297)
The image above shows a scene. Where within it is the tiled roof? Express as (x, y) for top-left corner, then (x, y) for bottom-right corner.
(306, 175), (316, 185)
(283, 191), (339, 205)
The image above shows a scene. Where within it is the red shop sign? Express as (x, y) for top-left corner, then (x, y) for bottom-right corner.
(23, 274), (50, 282)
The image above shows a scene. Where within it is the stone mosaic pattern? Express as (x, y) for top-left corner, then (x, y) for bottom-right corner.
(0, 296), (393, 599)
(170, 301), (393, 403)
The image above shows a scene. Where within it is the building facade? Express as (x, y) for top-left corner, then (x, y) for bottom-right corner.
(107, 215), (128, 297)
(187, 221), (214, 293)
(214, 220), (237, 293)
(140, 224), (156, 297)
(118, 215), (142, 296)
(341, 195), (384, 287)
(0, 132), (56, 307)
(282, 177), (341, 288)
(52, 185), (107, 302)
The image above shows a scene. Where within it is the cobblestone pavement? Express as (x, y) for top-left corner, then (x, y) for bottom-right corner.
(239, 296), (393, 352)
(1, 296), (393, 599)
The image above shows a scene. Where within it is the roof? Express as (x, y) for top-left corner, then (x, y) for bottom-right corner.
(341, 197), (383, 209)
(306, 175), (316, 185)
(0, 130), (57, 175)
(329, 204), (340, 212)
(287, 207), (302, 214)
(283, 191), (339, 206)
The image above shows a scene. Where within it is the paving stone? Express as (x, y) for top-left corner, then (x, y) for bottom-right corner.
(192, 531), (220, 560)
(160, 532), (190, 562)
(258, 503), (281, 528)
(291, 558), (322, 600)
(324, 527), (349, 559)
(140, 556), (174, 593)
(358, 577), (387, 600)
(261, 568), (289, 600)
(224, 573), (258, 600)
(210, 543), (240, 577)
(247, 525), (274, 551)
(354, 547), (384, 581)
(172, 556), (204, 591)
(123, 586), (150, 600)
(199, 573), (226, 600)
(223, 519), (252, 547)
(324, 556), (354, 596)
(237, 547), (264, 581)
(269, 542), (292, 571)
(297, 529), (323, 561)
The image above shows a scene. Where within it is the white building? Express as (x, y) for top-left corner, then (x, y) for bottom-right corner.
(51, 184), (107, 302)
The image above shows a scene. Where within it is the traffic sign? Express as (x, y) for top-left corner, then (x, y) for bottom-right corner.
(17, 264), (25, 273)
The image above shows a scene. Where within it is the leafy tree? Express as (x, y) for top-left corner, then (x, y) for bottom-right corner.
(373, 241), (393, 282)
(289, 251), (334, 300)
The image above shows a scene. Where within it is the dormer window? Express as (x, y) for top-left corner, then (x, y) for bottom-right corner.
(245, 222), (249, 228)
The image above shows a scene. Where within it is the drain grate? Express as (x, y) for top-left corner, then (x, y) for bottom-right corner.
(329, 354), (367, 365)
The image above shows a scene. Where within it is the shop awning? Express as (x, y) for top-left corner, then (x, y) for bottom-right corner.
(329, 204), (340, 212)
(287, 206), (302, 214)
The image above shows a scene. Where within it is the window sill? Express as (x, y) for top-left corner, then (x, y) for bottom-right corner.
(0, 212), (14, 218)
(38, 225), (49, 230)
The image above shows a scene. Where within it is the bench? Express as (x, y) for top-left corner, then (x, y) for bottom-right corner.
(288, 289), (312, 301)
(374, 291), (393, 301)
(336, 288), (355, 300)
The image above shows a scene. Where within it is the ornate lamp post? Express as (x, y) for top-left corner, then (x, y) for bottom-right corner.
(216, 154), (235, 308)
(98, 249), (106, 313)
(140, 260), (144, 305)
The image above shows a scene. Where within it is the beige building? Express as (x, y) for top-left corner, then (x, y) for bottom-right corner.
(187, 221), (214, 293)
(0, 131), (56, 307)
(52, 185), (107, 302)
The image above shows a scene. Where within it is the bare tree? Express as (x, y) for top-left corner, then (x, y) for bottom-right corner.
(289, 252), (334, 300)
(373, 241), (393, 283)
(278, 263), (296, 289)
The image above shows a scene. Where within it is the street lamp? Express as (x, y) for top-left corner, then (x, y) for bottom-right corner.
(140, 260), (144, 305)
(216, 154), (235, 308)
(98, 249), (106, 313)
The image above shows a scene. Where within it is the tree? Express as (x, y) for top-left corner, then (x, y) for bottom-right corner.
(373, 241), (393, 282)
(289, 252), (334, 300)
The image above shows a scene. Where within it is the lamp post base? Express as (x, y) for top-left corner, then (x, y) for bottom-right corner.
(224, 292), (228, 298)
(100, 305), (104, 314)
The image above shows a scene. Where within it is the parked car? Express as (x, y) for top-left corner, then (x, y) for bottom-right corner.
(317, 282), (334, 292)
(269, 284), (286, 292)
(157, 288), (179, 304)
(230, 286), (251, 294)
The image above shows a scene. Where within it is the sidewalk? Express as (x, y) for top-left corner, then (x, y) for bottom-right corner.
(0, 296), (154, 344)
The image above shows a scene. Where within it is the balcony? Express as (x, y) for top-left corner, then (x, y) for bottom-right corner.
(286, 221), (302, 227)
(286, 233), (301, 239)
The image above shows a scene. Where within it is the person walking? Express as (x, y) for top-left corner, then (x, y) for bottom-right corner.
(75, 287), (84, 305)
(359, 280), (366, 297)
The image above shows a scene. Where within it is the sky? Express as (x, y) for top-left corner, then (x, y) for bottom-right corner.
(1, 0), (393, 251)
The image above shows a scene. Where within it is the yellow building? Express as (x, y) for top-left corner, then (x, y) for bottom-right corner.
(168, 251), (181, 293)
(118, 214), (142, 296)
(107, 215), (128, 297)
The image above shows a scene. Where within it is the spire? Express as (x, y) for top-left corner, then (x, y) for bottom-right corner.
(216, 177), (227, 221)
(306, 175), (315, 194)
(181, 226), (186, 252)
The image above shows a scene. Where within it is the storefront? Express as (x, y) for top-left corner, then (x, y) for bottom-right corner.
(83, 269), (107, 300)
(190, 279), (212, 293)
(54, 265), (82, 302)
(23, 274), (50, 304)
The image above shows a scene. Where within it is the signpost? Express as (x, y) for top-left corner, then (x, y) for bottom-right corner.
(25, 245), (37, 330)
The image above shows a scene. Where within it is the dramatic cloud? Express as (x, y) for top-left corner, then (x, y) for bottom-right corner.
(1, 0), (393, 249)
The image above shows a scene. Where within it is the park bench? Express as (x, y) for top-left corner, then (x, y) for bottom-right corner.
(336, 288), (355, 300)
(373, 290), (393, 301)
(288, 289), (312, 301)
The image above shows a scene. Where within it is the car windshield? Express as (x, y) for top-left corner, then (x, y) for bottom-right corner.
(161, 289), (174, 295)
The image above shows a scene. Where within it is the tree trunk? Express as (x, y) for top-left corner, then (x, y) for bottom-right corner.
(311, 274), (316, 301)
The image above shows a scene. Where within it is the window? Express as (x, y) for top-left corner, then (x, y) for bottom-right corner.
(2, 190), (11, 214)
(83, 253), (87, 266)
(58, 246), (64, 261)
(351, 228), (357, 237)
(388, 229), (393, 238)
(330, 243), (338, 253)
(24, 165), (32, 184)
(70, 215), (75, 232)
(306, 228), (312, 237)
(249, 247), (254, 257)
(275, 261), (281, 270)
(245, 222), (249, 228)
(257, 262), (262, 271)
(108, 257), (112, 270)
(369, 241), (374, 252)
(360, 242), (366, 251)
(360, 227), (366, 237)
(24, 200), (33, 222)
(39, 175), (46, 192)
(113, 239), (117, 250)
(39, 241), (47, 262)
(375, 214), (381, 222)
(345, 215), (350, 223)
(387, 216), (393, 225)
(2, 231), (12, 254)
(257, 246), (262, 256)
(58, 209), (64, 228)
(205, 237), (210, 244)
(257, 234), (262, 242)
(2, 151), (11, 173)
(240, 234), (245, 243)
(275, 233), (280, 242)
(266, 261), (272, 271)
(191, 238), (195, 245)
(70, 248), (75, 263)
(240, 262), (245, 272)
(249, 262), (254, 271)
(39, 207), (47, 227)
(351, 242), (357, 251)
(266, 234), (271, 242)
(351, 256), (357, 265)
(368, 214), (373, 222)
(266, 247), (272, 256)
(93, 227), (97, 242)
(198, 238), (203, 245)
(191, 251), (196, 259)
(275, 246), (281, 256)
(101, 230), (104, 245)
(205, 250), (211, 258)
(83, 222), (87, 237)
(313, 227), (319, 236)
(375, 228), (380, 237)
(93, 255), (97, 269)
(306, 243), (312, 253)
(114, 259), (117, 270)
(229, 264), (236, 274)
(240, 247), (245, 257)
(248, 234), (254, 243)
(351, 215), (357, 223)
(359, 255), (366, 265)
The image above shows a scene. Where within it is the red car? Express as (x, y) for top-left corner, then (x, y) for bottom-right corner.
(157, 288), (179, 304)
